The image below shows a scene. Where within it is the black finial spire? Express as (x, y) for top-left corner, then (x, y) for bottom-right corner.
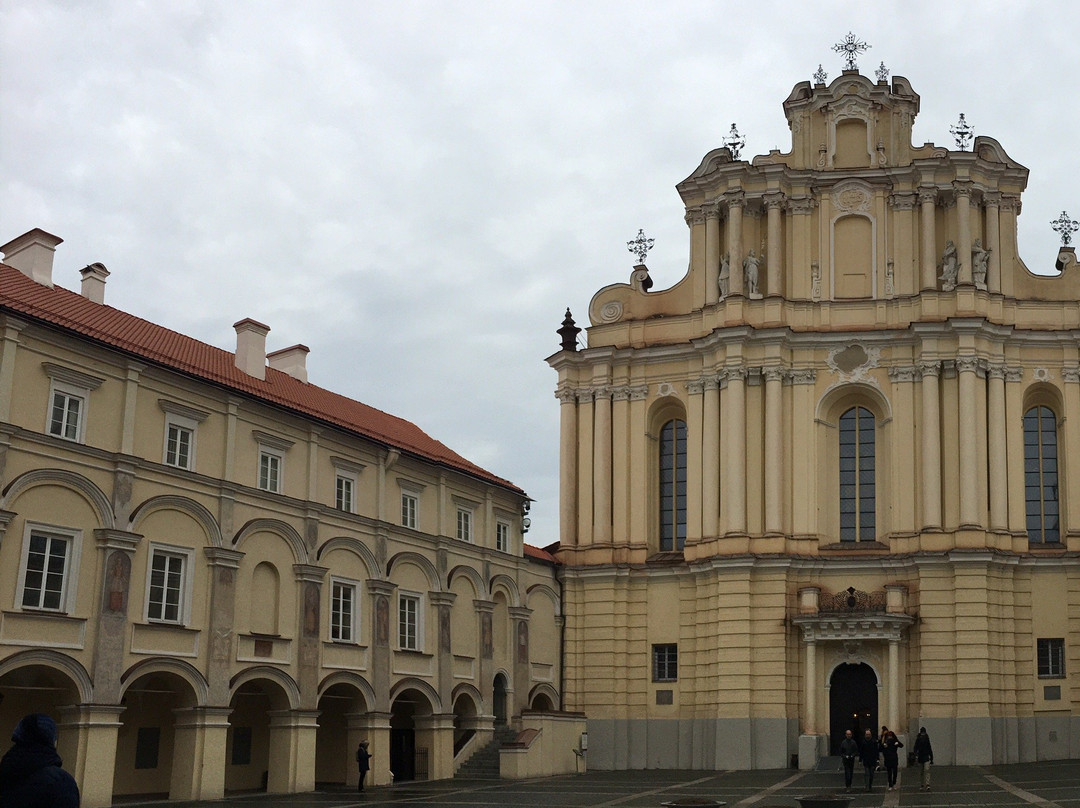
(558, 308), (581, 352)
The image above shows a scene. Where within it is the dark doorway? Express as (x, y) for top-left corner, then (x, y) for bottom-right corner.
(390, 694), (418, 781)
(493, 673), (508, 726)
(829, 662), (878, 754)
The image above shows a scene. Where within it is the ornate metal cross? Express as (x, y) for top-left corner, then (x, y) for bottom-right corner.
(833, 32), (869, 71)
(1052, 211), (1079, 246)
(875, 61), (889, 83)
(950, 113), (974, 151)
(813, 64), (827, 85)
(723, 123), (745, 160)
(627, 229), (655, 264)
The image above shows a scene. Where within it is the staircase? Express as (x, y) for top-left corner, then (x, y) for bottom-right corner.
(455, 727), (518, 779)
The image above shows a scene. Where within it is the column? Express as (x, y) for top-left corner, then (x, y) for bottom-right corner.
(984, 191), (1002, 292)
(593, 386), (612, 543)
(723, 368), (747, 534)
(431, 592), (457, 710)
(170, 707), (232, 800)
(687, 379), (705, 543)
(1004, 369), (1027, 536)
(509, 606), (533, 718)
(705, 204), (721, 305)
(805, 639), (817, 734)
(726, 192), (745, 297)
(918, 362), (942, 529)
(702, 376), (720, 538)
(91, 530), (142, 704)
(205, 548), (244, 704)
(58, 705), (126, 808)
(120, 362), (142, 455)
(415, 713), (457, 780)
(1064, 368), (1080, 540)
(611, 386), (630, 543)
(367, 580), (397, 714)
(918, 188), (937, 290)
(557, 388), (578, 546)
(888, 366), (918, 534)
(954, 181), (974, 285)
(957, 356), (980, 526)
(764, 367), (784, 534)
(576, 389), (594, 545)
(294, 564), (328, 707)
(998, 196), (1021, 297)
(0, 317), (24, 424)
(347, 712), (391, 787)
(987, 366), (1009, 530)
(765, 193), (784, 296)
(628, 385), (649, 546)
(266, 709), (320, 793)
(888, 639), (900, 731)
(474, 599), (496, 727)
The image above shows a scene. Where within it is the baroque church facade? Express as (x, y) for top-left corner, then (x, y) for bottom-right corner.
(0, 231), (570, 807)
(550, 66), (1079, 770)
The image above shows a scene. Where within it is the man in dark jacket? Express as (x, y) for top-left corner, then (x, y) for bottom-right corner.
(356, 740), (372, 792)
(0, 713), (80, 808)
(913, 727), (934, 791)
(838, 729), (859, 792)
(859, 728), (880, 792)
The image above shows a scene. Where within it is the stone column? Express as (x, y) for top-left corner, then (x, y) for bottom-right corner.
(789, 370), (817, 535)
(474, 599), (496, 728)
(205, 548), (244, 704)
(0, 317), (24, 425)
(556, 388), (578, 547)
(576, 389), (594, 546)
(593, 386), (612, 544)
(611, 386), (630, 544)
(346, 711), (390, 787)
(1004, 369), (1027, 536)
(888, 639), (900, 731)
(367, 580), (397, 714)
(509, 606), (533, 718)
(987, 366), (1009, 530)
(888, 366), (918, 534)
(119, 362), (143, 455)
(723, 368), (747, 534)
(91, 529), (142, 704)
(998, 196), (1021, 297)
(957, 356), (980, 526)
(984, 191), (1002, 293)
(726, 191), (745, 297)
(58, 705), (126, 808)
(687, 378), (705, 544)
(431, 592), (457, 711)
(705, 204), (721, 305)
(702, 376), (721, 539)
(954, 181), (974, 285)
(266, 709), (320, 793)
(805, 639), (817, 734)
(764, 367), (784, 534)
(170, 707), (232, 800)
(415, 713), (457, 780)
(628, 385), (649, 547)
(918, 362), (942, 529)
(918, 188), (937, 290)
(1064, 368), (1080, 541)
(294, 564), (328, 708)
(765, 192), (784, 296)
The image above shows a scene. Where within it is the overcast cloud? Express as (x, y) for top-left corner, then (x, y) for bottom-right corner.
(2, 1), (1078, 545)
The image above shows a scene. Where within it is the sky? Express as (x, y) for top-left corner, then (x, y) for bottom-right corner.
(2, 1), (1078, 547)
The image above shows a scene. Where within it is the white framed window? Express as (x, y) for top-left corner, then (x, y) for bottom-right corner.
(496, 521), (510, 553)
(330, 577), (360, 643)
(1037, 638), (1066, 678)
(259, 449), (282, 493)
(42, 363), (103, 445)
(456, 508), (473, 542)
(335, 474), (355, 513)
(15, 523), (82, 613)
(398, 591), (422, 651)
(145, 544), (194, 625)
(159, 401), (208, 471)
(401, 493), (418, 529)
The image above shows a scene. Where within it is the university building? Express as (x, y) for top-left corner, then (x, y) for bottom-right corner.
(0, 231), (568, 807)
(550, 65), (1079, 770)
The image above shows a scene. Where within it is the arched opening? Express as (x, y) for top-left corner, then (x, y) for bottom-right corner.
(249, 562), (280, 635)
(0, 663), (82, 773)
(226, 677), (291, 793)
(390, 688), (433, 782)
(530, 692), (554, 711)
(452, 692), (478, 755)
(492, 673), (508, 726)
(315, 683), (368, 787)
(829, 662), (878, 754)
(113, 671), (199, 800)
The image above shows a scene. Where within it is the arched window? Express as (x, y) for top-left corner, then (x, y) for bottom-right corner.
(659, 419), (687, 551)
(1024, 406), (1059, 544)
(839, 407), (875, 542)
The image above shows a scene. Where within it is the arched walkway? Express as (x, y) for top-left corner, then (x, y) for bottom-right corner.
(226, 676), (293, 793)
(829, 662), (878, 754)
(315, 682), (369, 786)
(390, 687), (434, 782)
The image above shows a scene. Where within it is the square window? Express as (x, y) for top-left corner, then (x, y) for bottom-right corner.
(336, 474), (355, 513)
(331, 579), (359, 643)
(259, 450), (282, 493)
(398, 592), (421, 651)
(652, 643), (678, 682)
(456, 508), (473, 542)
(401, 493), (418, 529)
(17, 525), (81, 613)
(496, 521), (509, 553)
(1037, 638), (1066, 678)
(146, 547), (191, 625)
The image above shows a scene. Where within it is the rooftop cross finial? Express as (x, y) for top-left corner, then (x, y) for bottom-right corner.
(627, 229), (655, 264)
(833, 32), (869, 72)
(950, 113), (974, 151)
(813, 64), (828, 85)
(875, 61), (889, 83)
(723, 123), (746, 160)
(1052, 211), (1079, 247)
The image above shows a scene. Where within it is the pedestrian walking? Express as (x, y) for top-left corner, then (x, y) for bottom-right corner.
(913, 727), (934, 791)
(838, 729), (859, 792)
(356, 740), (372, 792)
(880, 727), (903, 790)
(859, 728), (880, 792)
(0, 713), (80, 808)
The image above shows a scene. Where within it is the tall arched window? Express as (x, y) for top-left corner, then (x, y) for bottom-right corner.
(839, 407), (875, 542)
(1024, 406), (1059, 544)
(659, 419), (687, 551)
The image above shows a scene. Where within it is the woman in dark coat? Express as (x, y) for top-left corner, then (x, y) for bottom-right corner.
(880, 727), (904, 790)
(356, 740), (372, 792)
(0, 713), (80, 808)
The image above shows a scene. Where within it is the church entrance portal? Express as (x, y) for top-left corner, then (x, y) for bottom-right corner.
(829, 662), (877, 754)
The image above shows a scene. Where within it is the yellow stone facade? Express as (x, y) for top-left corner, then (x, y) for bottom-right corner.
(0, 237), (563, 806)
(550, 69), (1080, 769)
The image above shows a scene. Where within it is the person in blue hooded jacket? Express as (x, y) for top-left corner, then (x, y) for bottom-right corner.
(0, 713), (80, 808)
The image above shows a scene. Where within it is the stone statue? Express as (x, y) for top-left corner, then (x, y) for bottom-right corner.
(743, 250), (761, 295)
(938, 240), (959, 291)
(718, 253), (730, 299)
(971, 239), (990, 288)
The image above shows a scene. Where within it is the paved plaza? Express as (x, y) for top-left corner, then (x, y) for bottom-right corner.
(114, 760), (1080, 808)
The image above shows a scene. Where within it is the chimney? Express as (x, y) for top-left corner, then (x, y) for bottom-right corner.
(267, 344), (310, 383)
(0, 228), (63, 288)
(79, 262), (110, 303)
(233, 318), (270, 380)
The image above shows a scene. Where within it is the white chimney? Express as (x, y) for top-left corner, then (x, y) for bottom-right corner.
(79, 262), (110, 303)
(267, 344), (310, 383)
(0, 228), (63, 288)
(233, 318), (270, 380)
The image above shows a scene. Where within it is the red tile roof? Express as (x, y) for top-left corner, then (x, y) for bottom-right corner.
(523, 543), (558, 564)
(0, 264), (523, 494)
